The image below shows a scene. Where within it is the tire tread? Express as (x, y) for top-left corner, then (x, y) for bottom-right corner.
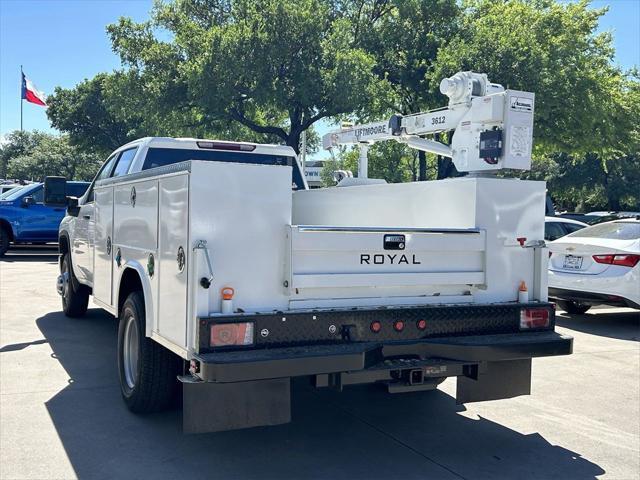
(62, 254), (89, 317)
(119, 291), (181, 413)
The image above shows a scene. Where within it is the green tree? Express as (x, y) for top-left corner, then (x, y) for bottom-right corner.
(1, 131), (102, 182)
(0, 130), (50, 178)
(46, 74), (144, 154)
(350, 0), (460, 179)
(106, 0), (386, 153)
(321, 142), (418, 185)
(432, 0), (627, 157)
(47, 69), (281, 154)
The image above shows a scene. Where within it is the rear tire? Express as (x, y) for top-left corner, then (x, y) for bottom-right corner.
(61, 253), (89, 317)
(557, 300), (591, 315)
(117, 291), (182, 413)
(0, 226), (10, 257)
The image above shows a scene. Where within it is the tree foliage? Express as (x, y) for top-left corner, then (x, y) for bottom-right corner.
(105, 0), (385, 153)
(1, 130), (50, 178)
(42, 0), (639, 210)
(350, 0), (460, 115)
(321, 142), (419, 186)
(47, 74), (143, 154)
(432, 0), (631, 157)
(1, 131), (103, 182)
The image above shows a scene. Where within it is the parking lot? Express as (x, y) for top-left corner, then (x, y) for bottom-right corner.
(1, 247), (638, 480)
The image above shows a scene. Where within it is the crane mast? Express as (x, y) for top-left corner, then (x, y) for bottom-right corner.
(322, 72), (535, 178)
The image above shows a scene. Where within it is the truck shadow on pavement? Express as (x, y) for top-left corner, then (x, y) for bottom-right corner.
(556, 309), (640, 342)
(36, 308), (605, 480)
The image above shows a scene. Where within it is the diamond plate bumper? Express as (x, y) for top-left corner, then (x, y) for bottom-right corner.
(198, 301), (557, 353)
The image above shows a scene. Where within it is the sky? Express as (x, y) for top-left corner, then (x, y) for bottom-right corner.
(1, 0), (639, 161)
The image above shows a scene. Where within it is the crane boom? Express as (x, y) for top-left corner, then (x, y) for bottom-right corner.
(322, 71), (535, 175)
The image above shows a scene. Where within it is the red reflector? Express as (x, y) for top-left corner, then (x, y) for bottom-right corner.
(417, 319), (427, 330)
(393, 320), (404, 332)
(370, 321), (382, 333)
(210, 322), (254, 347)
(197, 141), (256, 152)
(520, 308), (550, 329)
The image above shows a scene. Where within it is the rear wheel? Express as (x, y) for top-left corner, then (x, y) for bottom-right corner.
(0, 226), (10, 257)
(61, 253), (89, 317)
(557, 300), (591, 315)
(117, 291), (182, 413)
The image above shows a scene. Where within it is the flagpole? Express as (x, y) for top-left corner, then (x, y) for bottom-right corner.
(20, 65), (23, 132)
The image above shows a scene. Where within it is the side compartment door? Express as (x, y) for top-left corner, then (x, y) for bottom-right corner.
(157, 174), (189, 346)
(93, 186), (114, 305)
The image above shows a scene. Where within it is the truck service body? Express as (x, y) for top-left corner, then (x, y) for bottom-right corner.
(48, 72), (572, 433)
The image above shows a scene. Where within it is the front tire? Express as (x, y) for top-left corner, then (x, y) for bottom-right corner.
(117, 291), (182, 413)
(0, 226), (10, 257)
(557, 300), (591, 315)
(61, 253), (89, 317)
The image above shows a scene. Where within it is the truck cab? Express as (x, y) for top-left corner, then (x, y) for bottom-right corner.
(0, 181), (88, 256)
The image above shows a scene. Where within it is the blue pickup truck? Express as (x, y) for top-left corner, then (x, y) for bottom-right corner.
(0, 181), (89, 256)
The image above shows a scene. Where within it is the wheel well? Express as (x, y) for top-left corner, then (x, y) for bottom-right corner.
(0, 219), (14, 241)
(118, 268), (143, 317)
(58, 234), (69, 268)
(59, 234), (69, 254)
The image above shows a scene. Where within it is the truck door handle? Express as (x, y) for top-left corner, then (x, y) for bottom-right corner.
(83, 215), (91, 220)
(54, 208), (64, 212)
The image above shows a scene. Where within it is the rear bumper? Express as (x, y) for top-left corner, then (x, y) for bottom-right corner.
(185, 304), (573, 430)
(549, 287), (640, 309)
(194, 330), (573, 383)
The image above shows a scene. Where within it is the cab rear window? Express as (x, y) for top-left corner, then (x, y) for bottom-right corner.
(142, 147), (305, 190)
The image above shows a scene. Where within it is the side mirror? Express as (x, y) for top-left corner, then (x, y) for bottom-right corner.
(44, 176), (68, 206)
(67, 197), (80, 217)
(21, 196), (36, 207)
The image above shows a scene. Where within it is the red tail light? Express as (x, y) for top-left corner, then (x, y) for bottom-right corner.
(612, 255), (640, 267)
(520, 308), (550, 329)
(370, 321), (382, 333)
(210, 322), (254, 347)
(593, 254), (640, 267)
(593, 254), (615, 264)
(393, 320), (405, 332)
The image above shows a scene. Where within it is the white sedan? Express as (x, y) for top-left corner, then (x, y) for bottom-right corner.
(548, 218), (640, 313)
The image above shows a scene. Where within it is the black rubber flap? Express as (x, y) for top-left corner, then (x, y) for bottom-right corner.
(183, 378), (291, 433)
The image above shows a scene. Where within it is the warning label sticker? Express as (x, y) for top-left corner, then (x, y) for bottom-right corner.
(510, 126), (531, 157)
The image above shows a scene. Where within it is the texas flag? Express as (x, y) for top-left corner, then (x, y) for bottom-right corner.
(21, 72), (47, 106)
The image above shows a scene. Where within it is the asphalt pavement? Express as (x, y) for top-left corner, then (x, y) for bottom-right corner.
(1, 247), (639, 479)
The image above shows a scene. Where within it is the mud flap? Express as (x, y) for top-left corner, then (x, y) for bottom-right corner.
(182, 377), (291, 434)
(456, 359), (531, 404)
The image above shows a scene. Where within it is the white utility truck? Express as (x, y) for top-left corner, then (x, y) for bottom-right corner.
(45, 71), (572, 433)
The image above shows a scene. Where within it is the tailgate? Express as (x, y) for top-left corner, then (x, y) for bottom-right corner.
(288, 226), (485, 303)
